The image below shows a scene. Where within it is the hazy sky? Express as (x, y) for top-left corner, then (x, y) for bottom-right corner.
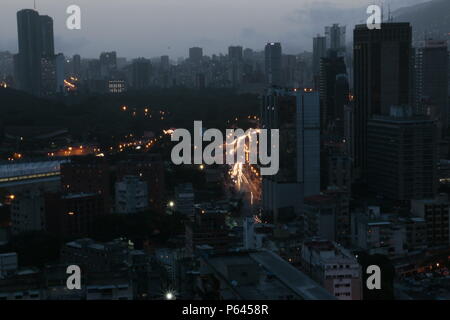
(0, 0), (428, 59)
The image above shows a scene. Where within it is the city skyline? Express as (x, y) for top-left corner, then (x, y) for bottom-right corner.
(0, 0), (450, 304)
(0, 0), (429, 59)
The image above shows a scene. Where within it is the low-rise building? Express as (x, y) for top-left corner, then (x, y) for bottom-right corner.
(45, 192), (105, 237)
(304, 192), (350, 245)
(300, 238), (363, 300)
(400, 217), (427, 251)
(243, 217), (274, 250)
(0, 253), (18, 279)
(351, 206), (407, 256)
(61, 238), (136, 273)
(10, 189), (45, 235)
(411, 194), (450, 247)
(115, 175), (148, 214)
(175, 183), (194, 217)
(0, 268), (42, 300)
(154, 247), (190, 291)
(186, 202), (235, 256)
(198, 250), (335, 300)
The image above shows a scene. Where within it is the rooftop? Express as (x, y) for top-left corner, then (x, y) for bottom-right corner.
(0, 160), (69, 180)
(62, 192), (98, 200)
(202, 250), (335, 300)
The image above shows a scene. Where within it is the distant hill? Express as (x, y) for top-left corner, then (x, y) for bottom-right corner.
(393, 0), (450, 42)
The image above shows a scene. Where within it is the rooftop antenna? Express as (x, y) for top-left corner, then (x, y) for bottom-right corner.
(33, 0), (36, 10)
(388, 3), (391, 22)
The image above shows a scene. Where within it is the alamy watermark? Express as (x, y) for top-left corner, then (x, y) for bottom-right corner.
(66, 265), (81, 290)
(170, 121), (279, 176)
(65, 4), (380, 31)
(66, 5), (81, 30)
(367, 5), (382, 30)
(366, 265), (381, 290)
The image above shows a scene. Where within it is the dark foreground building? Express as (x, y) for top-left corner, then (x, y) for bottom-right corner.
(353, 23), (412, 180)
(367, 106), (438, 201)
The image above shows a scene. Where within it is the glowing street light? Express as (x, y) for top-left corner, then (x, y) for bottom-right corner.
(165, 291), (175, 300)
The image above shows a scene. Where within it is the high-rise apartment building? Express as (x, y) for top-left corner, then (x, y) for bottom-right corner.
(313, 35), (327, 89)
(228, 46), (243, 61)
(264, 42), (282, 86)
(414, 39), (449, 136)
(189, 47), (203, 64)
(131, 58), (151, 89)
(261, 88), (320, 222)
(39, 15), (54, 57)
(16, 9), (42, 95)
(72, 54), (81, 78)
(99, 51), (117, 78)
(325, 24), (346, 54)
(228, 46), (244, 87)
(16, 10), (56, 96)
(313, 36), (327, 76)
(319, 50), (349, 134)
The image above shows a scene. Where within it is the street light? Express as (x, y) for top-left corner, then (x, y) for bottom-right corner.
(165, 291), (175, 300)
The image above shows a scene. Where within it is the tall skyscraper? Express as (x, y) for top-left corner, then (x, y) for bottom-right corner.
(264, 42), (282, 87)
(261, 88), (320, 222)
(319, 50), (349, 134)
(16, 9), (42, 95)
(298, 90), (321, 197)
(282, 54), (297, 88)
(39, 15), (54, 57)
(415, 39), (449, 136)
(353, 23), (412, 180)
(16, 9), (56, 96)
(313, 35), (327, 88)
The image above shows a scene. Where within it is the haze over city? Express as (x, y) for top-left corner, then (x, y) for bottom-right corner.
(0, 0), (429, 58)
